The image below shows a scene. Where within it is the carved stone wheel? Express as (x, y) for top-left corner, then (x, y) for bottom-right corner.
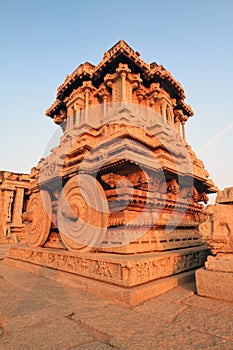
(24, 190), (52, 248)
(57, 174), (109, 252)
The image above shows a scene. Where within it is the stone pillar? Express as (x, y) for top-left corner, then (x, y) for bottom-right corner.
(1, 187), (15, 236)
(167, 106), (174, 125)
(74, 105), (82, 126)
(148, 83), (161, 111)
(175, 119), (180, 134)
(103, 95), (108, 116)
(69, 108), (74, 129)
(116, 63), (131, 103)
(84, 90), (90, 109)
(181, 115), (188, 142)
(97, 86), (110, 118)
(84, 90), (90, 123)
(160, 102), (167, 119)
(170, 99), (176, 126)
(66, 114), (70, 130)
(12, 187), (25, 226)
(120, 72), (127, 102)
(174, 110), (183, 136)
(67, 113), (74, 131)
(82, 81), (96, 123)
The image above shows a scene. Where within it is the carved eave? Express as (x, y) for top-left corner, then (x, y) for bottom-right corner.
(57, 62), (95, 99)
(0, 171), (30, 187)
(205, 181), (218, 194)
(45, 99), (64, 118)
(177, 100), (194, 117)
(148, 66), (185, 97)
(93, 40), (150, 80)
(92, 40), (188, 102)
(194, 179), (218, 195)
(45, 40), (194, 120)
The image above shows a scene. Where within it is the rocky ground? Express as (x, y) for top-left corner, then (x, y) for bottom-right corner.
(0, 245), (233, 350)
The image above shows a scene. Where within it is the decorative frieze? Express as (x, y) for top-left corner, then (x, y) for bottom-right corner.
(7, 245), (208, 287)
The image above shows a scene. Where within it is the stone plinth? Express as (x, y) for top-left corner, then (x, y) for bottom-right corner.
(4, 245), (208, 305)
(205, 253), (233, 273)
(196, 187), (233, 302)
(196, 267), (233, 302)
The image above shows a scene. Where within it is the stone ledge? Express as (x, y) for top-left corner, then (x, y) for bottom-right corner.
(205, 254), (233, 273)
(3, 256), (195, 306)
(195, 268), (233, 302)
(5, 245), (209, 287)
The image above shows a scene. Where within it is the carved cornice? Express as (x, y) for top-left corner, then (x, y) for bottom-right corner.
(94, 40), (150, 78)
(82, 80), (96, 93)
(45, 99), (63, 117)
(57, 62), (95, 96)
(46, 40), (192, 119)
(177, 99), (194, 117)
(0, 171), (30, 185)
(96, 85), (110, 99)
(149, 65), (186, 99)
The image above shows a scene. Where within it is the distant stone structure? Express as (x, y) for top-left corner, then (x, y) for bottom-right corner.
(5, 40), (217, 304)
(0, 171), (30, 244)
(196, 187), (233, 302)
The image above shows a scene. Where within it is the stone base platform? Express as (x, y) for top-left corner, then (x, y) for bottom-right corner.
(4, 245), (209, 305)
(196, 268), (233, 303)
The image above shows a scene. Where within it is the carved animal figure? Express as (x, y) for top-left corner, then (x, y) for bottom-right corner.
(199, 204), (233, 254)
(179, 186), (208, 204)
(159, 179), (179, 195)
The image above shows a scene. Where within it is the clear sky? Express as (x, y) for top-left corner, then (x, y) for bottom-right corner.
(1, 0), (233, 193)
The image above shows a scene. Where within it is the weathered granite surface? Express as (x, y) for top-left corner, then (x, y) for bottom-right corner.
(196, 187), (233, 302)
(0, 246), (233, 350)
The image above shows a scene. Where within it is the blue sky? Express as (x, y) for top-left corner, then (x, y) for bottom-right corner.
(1, 0), (233, 192)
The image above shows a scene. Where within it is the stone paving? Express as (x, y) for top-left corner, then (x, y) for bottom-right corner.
(0, 245), (233, 350)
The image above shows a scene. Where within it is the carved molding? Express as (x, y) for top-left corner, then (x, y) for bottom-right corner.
(7, 245), (209, 287)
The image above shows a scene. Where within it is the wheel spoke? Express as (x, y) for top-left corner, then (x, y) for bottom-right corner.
(57, 174), (108, 252)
